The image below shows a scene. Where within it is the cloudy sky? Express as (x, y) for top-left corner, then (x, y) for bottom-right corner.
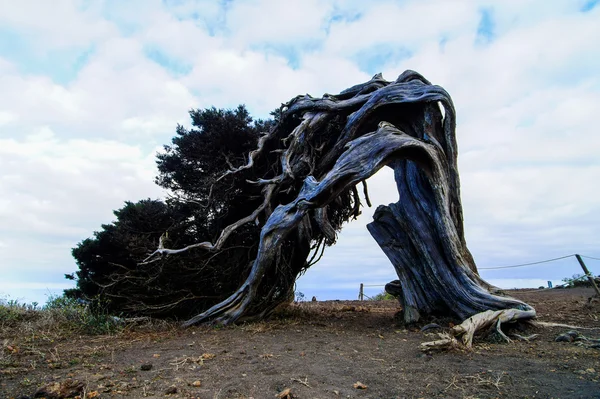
(1, 0), (599, 305)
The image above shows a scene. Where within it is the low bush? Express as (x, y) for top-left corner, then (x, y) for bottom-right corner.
(561, 273), (600, 288)
(370, 291), (397, 301)
(0, 295), (123, 337)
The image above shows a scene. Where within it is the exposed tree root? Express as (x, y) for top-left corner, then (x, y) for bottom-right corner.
(421, 308), (537, 351)
(421, 309), (600, 352)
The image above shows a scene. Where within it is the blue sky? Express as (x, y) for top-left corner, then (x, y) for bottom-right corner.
(0, 0), (599, 305)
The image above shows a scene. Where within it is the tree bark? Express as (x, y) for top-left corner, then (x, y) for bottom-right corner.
(367, 161), (532, 324)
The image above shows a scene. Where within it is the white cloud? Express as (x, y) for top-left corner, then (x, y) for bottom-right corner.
(0, 0), (115, 50)
(0, 129), (163, 301)
(324, 1), (479, 56)
(225, 0), (333, 45)
(0, 132), (162, 237)
(0, 111), (17, 126)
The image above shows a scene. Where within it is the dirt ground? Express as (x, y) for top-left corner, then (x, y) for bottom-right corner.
(2, 287), (600, 399)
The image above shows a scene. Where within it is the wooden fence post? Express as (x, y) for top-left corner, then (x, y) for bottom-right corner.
(575, 254), (600, 296)
(359, 283), (364, 301)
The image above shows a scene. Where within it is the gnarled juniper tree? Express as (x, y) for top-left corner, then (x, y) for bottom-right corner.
(141, 70), (535, 326)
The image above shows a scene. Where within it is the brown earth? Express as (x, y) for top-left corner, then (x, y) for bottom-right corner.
(1, 287), (599, 399)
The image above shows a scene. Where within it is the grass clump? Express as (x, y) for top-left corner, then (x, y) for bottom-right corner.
(0, 295), (123, 338)
(561, 273), (599, 288)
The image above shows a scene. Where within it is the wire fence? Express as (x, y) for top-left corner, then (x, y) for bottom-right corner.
(358, 253), (600, 300)
(477, 254), (575, 270)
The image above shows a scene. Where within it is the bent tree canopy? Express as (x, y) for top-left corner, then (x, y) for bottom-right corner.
(144, 70), (535, 326)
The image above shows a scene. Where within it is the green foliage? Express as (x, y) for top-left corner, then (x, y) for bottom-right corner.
(69, 198), (192, 312)
(370, 291), (397, 301)
(562, 273), (594, 287)
(0, 295), (122, 335)
(45, 294), (121, 335)
(155, 105), (274, 241)
(0, 299), (31, 322)
(156, 106), (273, 226)
(67, 106), (275, 319)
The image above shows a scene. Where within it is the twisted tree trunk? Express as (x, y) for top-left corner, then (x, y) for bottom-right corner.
(145, 71), (534, 328)
(367, 162), (531, 323)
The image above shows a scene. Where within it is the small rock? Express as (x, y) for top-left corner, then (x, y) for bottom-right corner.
(276, 387), (293, 399)
(34, 379), (84, 398)
(191, 380), (202, 387)
(140, 363), (153, 371)
(586, 368), (596, 373)
(555, 334), (574, 342)
(353, 381), (367, 389)
(165, 385), (178, 394)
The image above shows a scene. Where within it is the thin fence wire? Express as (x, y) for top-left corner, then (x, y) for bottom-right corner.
(359, 253), (599, 297)
(478, 254), (575, 270)
(582, 255), (600, 261)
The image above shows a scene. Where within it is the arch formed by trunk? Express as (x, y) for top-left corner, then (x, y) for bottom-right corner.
(145, 70), (535, 327)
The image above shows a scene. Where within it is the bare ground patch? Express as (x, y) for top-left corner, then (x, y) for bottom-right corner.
(1, 288), (599, 398)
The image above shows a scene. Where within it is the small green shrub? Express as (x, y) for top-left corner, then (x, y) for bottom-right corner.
(0, 294), (123, 336)
(561, 273), (597, 288)
(0, 302), (23, 322)
(44, 294), (122, 335)
(0, 298), (38, 323)
(370, 291), (397, 301)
